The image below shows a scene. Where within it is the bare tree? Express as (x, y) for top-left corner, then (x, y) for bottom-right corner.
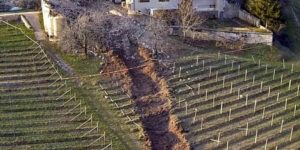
(178, 0), (207, 36)
(56, 0), (169, 58)
(60, 9), (113, 56)
(11, 0), (40, 10)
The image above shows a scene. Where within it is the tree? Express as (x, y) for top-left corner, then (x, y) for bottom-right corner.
(245, 0), (281, 30)
(11, 0), (41, 10)
(60, 9), (113, 56)
(178, 0), (206, 36)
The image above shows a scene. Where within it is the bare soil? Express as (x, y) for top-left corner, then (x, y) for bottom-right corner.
(103, 47), (189, 150)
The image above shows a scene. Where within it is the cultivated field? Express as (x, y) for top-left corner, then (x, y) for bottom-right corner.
(169, 54), (300, 149)
(0, 21), (112, 149)
(98, 77), (145, 139)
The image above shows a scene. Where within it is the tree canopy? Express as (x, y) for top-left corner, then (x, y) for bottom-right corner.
(245, 0), (281, 30)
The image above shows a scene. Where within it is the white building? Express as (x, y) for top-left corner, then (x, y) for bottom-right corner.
(124, 0), (225, 18)
(41, 0), (65, 40)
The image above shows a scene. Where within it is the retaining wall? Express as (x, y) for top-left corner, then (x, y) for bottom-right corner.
(185, 28), (273, 46)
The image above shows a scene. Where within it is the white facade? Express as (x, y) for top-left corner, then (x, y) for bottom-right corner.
(41, 0), (64, 40)
(125, 0), (225, 17)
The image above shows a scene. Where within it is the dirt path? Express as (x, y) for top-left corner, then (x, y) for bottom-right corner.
(24, 13), (46, 41)
(115, 47), (189, 150)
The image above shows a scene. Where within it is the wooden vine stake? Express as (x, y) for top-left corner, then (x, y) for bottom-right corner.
(96, 121), (99, 132)
(223, 76), (226, 88)
(198, 83), (201, 95)
(252, 75), (255, 85)
(237, 88), (240, 99)
(205, 89), (208, 100)
(277, 92), (280, 102)
(193, 108), (198, 124)
(289, 80), (292, 90)
(185, 102), (188, 115)
(290, 127), (294, 141)
(220, 102), (223, 114)
(297, 85), (299, 96)
(238, 65), (241, 75)
(228, 108), (232, 121)
(258, 60), (261, 68)
(254, 100), (257, 113)
(273, 69), (276, 80)
(179, 67), (182, 78)
(209, 66), (212, 77)
(224, 55), (227, 64)
(245, 69), (248, 81)
(202, 60), (205, 71)
(281, 74), (283, 85)
(226, 141), (229, 150)
(262, 107), (265, 119)
(172, 62), (176, 73)
(231, 60), (234, 70)
(265, 64), (268, 74)
(245, 94), (248, 106)
(196, 56), (199, 65)
(268, 87), (271, 97)
(280, 120), (284, 133)
(255, 129), (258, 143)
(230, 82), (233, 93)
(217, 132), (221, 146)
(245, 122), (249, 136)
(283, 59), (285, 69)
(291, 64), (294, 73)
(264, 139), (268, 150)
(260, 81), (263, 92)
(91, 114), (93, 126)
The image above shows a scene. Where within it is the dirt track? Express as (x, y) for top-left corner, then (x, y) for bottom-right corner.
(115, 47), (189, 150)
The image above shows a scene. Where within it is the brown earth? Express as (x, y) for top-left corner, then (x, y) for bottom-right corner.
(103, 47), (190, 150)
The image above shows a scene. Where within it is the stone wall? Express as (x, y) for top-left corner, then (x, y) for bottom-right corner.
(223, 1), (260, 27)
(0, 14), (20, 22)
(185, 28), (273, 46)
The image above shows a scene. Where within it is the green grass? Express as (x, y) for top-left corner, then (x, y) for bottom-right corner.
(0, 22), (139, 149)
(60, 54), (100, 75)
(42, 42), (142, 150)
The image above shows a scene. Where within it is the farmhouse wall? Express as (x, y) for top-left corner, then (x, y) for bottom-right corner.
(185, 28), (273, 46)
(41, 0), (65, 40)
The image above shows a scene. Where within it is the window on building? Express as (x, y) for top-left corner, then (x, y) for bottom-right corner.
(159, 0), (170, 2)
(140, 0), (150, 2)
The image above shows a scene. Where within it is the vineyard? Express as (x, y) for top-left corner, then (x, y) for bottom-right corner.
(169, 54), (300, 149)
(0, 21), (112, 149)
(98, 75), (145, 139)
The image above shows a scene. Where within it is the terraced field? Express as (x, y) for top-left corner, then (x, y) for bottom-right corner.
(98, 77), (144, 138)
(0, 21), (112, 149)
(169, 54), (300, 149)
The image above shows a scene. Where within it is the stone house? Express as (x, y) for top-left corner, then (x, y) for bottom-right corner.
(41, 0), (64, 40)
(123, 0), (225, 18)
